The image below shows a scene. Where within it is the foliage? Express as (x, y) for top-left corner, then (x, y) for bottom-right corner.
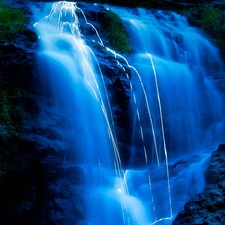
(101, 10), (132, 54)
(216, 38), (225, 58)
(0, 86), (24, 134)
(0, 1), (28, 41)
(199, 7), (225, 37)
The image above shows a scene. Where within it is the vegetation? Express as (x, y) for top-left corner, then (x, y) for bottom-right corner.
(199, 7), (225, 37)
(101, 10), (132, 54)
(0, 4), (38, 218)
(0, 78), (37, 223)
(0, 85), (36, 217)
(176, 4), (225, 57)
(0, 87), (24, 134)
(0, 1), (28, 42)
(197, 7), (225, 57)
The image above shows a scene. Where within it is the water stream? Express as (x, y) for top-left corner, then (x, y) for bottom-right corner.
(33, 2), (225, 225)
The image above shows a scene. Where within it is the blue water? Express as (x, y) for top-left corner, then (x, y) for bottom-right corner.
(110, 7), (225, 162)
(33, 2), (225, 225)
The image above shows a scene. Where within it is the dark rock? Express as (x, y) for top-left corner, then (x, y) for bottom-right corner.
(204, 144), (225, 185)
(218, 143), (225, 151)
(173, 144), (225, 225)
(80, 8), (134, 167)
(101, 58), (133, 167)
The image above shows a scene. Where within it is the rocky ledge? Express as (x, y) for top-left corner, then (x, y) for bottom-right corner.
(173, 143), (225, 225)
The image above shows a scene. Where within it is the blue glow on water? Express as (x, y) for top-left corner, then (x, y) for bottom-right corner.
(33, 2), (225, 225)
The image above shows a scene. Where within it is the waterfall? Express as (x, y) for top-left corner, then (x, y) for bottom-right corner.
(109, 7), (225, 162)
(32, 2), (225, 225)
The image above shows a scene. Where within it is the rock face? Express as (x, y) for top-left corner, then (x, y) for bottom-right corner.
(205, 144), (225, 185)
(0, 14), (40, 225)
(173, 144), (225, 225)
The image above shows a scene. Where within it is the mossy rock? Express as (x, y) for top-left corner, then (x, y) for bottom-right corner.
(0, 1), (28, 42)
(199, 7), (225, 37)
(100, 10), (132, 54)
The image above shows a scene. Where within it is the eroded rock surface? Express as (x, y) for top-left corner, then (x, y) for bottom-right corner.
(173, 144), (225, 225)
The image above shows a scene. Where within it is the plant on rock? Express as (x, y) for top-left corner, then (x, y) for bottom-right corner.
(198, 7), (225, 57)
(101, 10), (132, 54)
(0, 1), (28, 41)
(199, 7), (225, 37)
(0, 87), (24, 134)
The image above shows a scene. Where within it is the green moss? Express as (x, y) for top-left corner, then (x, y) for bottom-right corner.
(102, 10), (132, 54)
(0, 1), (28, 42)
(199, 7), (225, 37)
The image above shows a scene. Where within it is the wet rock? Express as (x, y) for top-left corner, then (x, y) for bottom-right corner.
(204, 143), (225, 185)
(173, 144), (225, 225)
(76, 3), (134, 167)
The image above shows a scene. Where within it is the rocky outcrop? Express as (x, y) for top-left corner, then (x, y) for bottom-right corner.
(205, 144), (225, 185)
(173, 144), (225, 225)
(0, 15), (40, 225)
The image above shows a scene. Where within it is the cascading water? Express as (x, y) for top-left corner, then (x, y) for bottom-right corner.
(108, 6), (225, 223)
(109, 7), (225, 162)
(32, 1), (225, 225)
(109, 6), (225, 223)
